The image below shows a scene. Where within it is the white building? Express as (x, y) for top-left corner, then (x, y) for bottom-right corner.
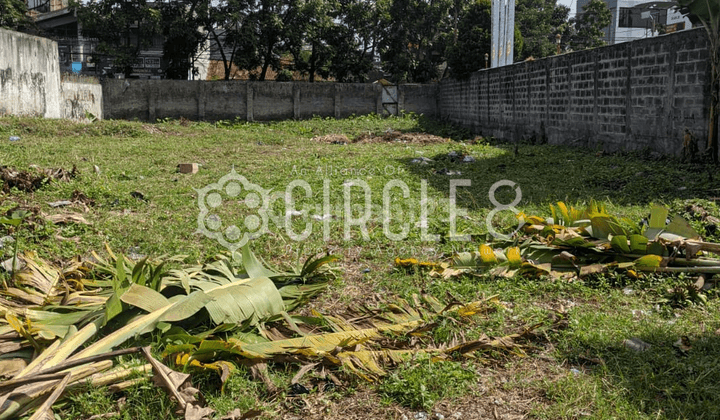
(576, 0), (694, 44)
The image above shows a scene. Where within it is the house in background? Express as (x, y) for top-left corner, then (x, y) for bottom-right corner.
(576, 0), (693, 44)
(26, 0), (208, 79)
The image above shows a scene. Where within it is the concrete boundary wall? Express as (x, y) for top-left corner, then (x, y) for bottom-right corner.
(0, 28), (103, 120)
(61, 82), (103, 120)
(0, 28), (62, 118)
(102, 79), (438, 121)
(438, 29), (712, 156)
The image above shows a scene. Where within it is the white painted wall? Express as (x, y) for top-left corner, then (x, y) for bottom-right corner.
(0, 28), (62, 118)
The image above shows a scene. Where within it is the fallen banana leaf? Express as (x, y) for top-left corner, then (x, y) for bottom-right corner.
(0, 245), (339, 419)
(27, 373), (71, 420)
(403, 202), (720, 282)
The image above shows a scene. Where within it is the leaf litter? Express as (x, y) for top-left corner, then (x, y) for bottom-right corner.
(4, 201), (718, 418)
(397, 201), (720, 286)
(0, 165), (79, 193)
(0, 240), (561, 419)
(312, 131), (449, 145)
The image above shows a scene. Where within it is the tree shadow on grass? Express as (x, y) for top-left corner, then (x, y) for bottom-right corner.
(398, 143), (720, 212)
(554, 315), (720, 418)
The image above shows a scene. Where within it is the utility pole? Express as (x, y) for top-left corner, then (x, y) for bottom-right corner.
(556, 34), (562, 55)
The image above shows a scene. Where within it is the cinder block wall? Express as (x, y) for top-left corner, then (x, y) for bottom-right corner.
(438, 28), (711, 155)
(0, 28), (62, 118)
(102, 80), (438, 122)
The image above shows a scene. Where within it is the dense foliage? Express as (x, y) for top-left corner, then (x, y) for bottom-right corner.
(0, 0), (32, 31)
(66, 0), (614, 82)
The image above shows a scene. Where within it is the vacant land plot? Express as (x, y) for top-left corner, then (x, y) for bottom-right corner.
(1, 114), (720, 420)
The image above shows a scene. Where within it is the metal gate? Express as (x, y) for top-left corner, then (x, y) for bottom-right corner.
(382, 85), (398, 116)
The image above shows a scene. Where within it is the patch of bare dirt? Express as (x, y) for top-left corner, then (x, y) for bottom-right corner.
(142, 124), (163, 135)
(281, 387), (404, 420)
(312, 131), (450, 146)
(301, 245), (387, 315)
(279, 357), (564, 420)
(353, 131), (450, 145)
(312, 134), (351, 144)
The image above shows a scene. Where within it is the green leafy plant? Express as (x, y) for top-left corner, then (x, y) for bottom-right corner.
(660, 276), (708, 308)
(378, 353), (475, 410)
(0, 209), (29, 286)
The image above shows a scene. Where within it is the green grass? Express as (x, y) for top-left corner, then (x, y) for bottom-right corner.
(3, 113), (720, 419)
(378, 353), (477, 410)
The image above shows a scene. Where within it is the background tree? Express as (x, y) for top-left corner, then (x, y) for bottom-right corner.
(158, 0), (210, 79)
(203, 0), (259, 80)
(568, 0), (611, 50)
(324, 0), (381, 82)
(244, 0), (305, 81)
(73, 0), (160, 78)
(515, 0), (569, 59)
(0, 0), (33, 31)
(677, 0), (719, 161)
(445, 0), (491, 79)
(378, 0), (452, 83)
(286, 0), (334, 82)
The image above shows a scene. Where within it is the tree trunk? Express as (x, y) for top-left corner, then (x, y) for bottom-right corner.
(259, 60), (270, 81)
(210, 30), (231, 80)
(709, 76), (718, 162)
(707, 42), (718, 162)
(259, 43), (273, 81)
(308, 44), (317, 83)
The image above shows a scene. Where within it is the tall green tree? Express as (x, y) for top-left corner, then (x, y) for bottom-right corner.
(286, 0), (335, 82)
(515, 0), (569, 59)
(378, 0), (452, 83)
(568, 0), (611, 50)
(325, 0), (380, 82)
(73, 0), (161, 78)
(288, 0), (378, 82)
(201, 0), (260, 80)
(446, 0), (491, 79)
(247, 0), (304, 81)
(677, 0), (719, 161)
(0, 0), (32, 31)
(158, 0), (210, 79)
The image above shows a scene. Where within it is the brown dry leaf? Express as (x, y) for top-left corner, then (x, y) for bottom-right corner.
(291, 363), (319, 385)
(184, 405), (215, 420)
(107, 378), (145, 393)
(0, 358), (27, 378)
(141, 347), (213, 419)
(250, 362), (278, 394)
(220, 408), (263, 420)
(27, 373), (71, 420)
(0, 166), (78, 193)
(71, 189), (96, 208)
(579, 264), (607, 277)
(43, 212), (91, 225)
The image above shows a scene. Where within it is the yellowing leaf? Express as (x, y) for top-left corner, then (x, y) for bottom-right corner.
(394, 257), (419, 266)
(506, 247), (522, 268)
(634, 255), (663, 268)
(479, 244), (497, 264)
